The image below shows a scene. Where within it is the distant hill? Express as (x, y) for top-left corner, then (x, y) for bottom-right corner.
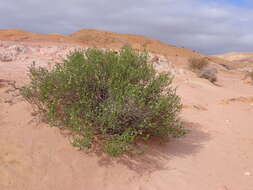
(213, 52), (253, 69)
(215, 52), (253, 64)
(0, 28), (234, 67)
(0, 28), (202, 58)
(0, 29), (76, 43)
(70, 29), (202, 58)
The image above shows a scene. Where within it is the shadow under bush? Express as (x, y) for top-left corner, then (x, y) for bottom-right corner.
(21, 47), (185, 156)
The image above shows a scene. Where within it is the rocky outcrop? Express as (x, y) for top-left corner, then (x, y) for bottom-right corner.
(0, 44), (29, 62)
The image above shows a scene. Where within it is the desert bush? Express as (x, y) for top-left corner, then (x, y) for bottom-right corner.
(189, 57), (218, 83)
(189, 57), (209, 72)
(21, 47), (185, 156)
(199, 68), (217, 83)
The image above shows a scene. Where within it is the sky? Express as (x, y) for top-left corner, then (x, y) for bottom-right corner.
(0, 0), (252, 55)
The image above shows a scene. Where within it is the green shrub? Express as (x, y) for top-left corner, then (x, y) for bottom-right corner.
(21, 47), (185, 156)
(189, 57), (209, 72)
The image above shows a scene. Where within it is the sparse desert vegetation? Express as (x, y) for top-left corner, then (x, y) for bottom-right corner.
(189, 57), (209, 72)
(1, 30), (253, 190)
(21, 47), (185, 156)
(198, 67), (217, 83)
(189, 57), (217, 83)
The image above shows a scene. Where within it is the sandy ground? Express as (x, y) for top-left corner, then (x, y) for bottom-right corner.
(0, 40), (253, 190)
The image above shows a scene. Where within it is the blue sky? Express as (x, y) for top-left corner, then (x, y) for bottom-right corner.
(0, 0), (253, 54)
(209, 0), (253, 7)
(226, 0), (252, 6)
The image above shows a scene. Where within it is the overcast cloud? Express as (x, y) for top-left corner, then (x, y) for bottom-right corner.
(0, 0), (252, 54)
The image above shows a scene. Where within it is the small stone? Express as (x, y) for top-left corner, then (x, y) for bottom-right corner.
(244, 172), (251, 176)
(74, 146), (81, 151)
(151, 56), (159, 63)
(9, 45), (29, 54)
(31, 112), (38, 116)
(0, 54), (13, 62)
(4, 99), (13, 104)
(60, 129), (72, 136)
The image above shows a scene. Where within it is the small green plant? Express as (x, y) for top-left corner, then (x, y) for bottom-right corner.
(21, 47), (185, 156)
(189, 57), (209, 72)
